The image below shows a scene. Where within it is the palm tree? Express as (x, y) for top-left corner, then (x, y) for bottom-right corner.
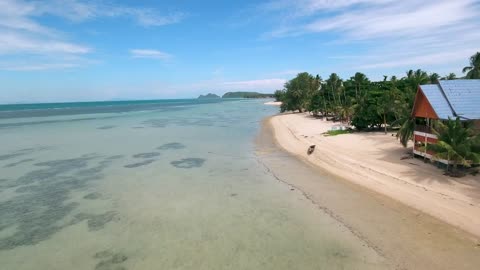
(396, 117), (415, 147)
(326, 73), (343, 109)
(462, 52), (480, 79)
(352, 72), (368, 99)
(442, 73), (457, 80)
(377, 80), (400, 134)
(338, 101), (357, 124)
(405, 69), (429, 88)
(429, 73), (440, 84)
(401, 70), (434, 145)
(406, 69), (414, 79)
(431, 117), (480, 174)
(313, 75), (322, 92)
(306, 75), (323, 115)
(393, 70), (428, 146)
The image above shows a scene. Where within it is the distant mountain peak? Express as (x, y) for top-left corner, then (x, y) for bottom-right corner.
(198, 93), (220, 99)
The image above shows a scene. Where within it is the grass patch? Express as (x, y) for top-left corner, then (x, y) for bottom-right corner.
(324, 129), (352, 136)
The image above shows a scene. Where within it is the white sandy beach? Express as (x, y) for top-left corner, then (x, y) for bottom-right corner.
(263, 101), (282, 106)
(269, 113), (480, 238)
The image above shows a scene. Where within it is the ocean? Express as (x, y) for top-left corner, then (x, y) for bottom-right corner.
(0, 99), (387, 269)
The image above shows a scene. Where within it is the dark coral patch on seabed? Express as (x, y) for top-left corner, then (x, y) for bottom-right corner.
(170, 158), (206, 169)
(132, 152), (161, 158)
(93, 250), (128, 270)
(97, 125), (116, 130)
(123, 159), (156, 168)
(4, 158), (35, 168)
(83, 192), (102, 200)
(157, 142), (186, 150)
(106, 155), (124, 160)
(0, 146), (51, 161)
(0, 154), (115, 250)
(71, 211), (119, 231)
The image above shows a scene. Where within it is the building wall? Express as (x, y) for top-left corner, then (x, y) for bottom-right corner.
(412, 90), (438, 119)
(473, 120), (480, 132)
(414, 134), (438, 144)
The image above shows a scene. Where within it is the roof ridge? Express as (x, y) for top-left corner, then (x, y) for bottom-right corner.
(437, 81), (457, 119)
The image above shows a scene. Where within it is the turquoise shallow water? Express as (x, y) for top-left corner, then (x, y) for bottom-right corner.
(0, 99), (388, 269)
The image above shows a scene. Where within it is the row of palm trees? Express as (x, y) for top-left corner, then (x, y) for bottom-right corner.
(276, 52), (479, 130)
(274, 52), (480, 173)
(276, 68), (440, 131)
(275, 52), (480, 173)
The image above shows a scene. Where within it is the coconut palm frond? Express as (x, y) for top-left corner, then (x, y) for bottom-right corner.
(462, 66), (473, 73)
(396, 117), (415, 147)
(432, 117), (480, 170)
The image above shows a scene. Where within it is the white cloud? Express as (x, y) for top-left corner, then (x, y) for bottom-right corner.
(31, 0), (186, 27)
(0, 0), (185, 71)
(259, 0), (480, 72)
(130, 49), (173, 60)
(0, 63), (79, 71)
(304, 0), (476, 39)
(123, 8), (185, 27)
(359, 49), (478, 69)
(260, 0), (395, 17)
(0, 31), (90, 55)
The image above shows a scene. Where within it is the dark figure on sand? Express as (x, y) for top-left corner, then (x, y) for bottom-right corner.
(307, 145), (316, 155)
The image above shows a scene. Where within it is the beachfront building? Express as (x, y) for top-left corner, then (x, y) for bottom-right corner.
(412, 80), (480, 164)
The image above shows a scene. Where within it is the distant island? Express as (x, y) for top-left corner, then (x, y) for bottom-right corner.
(222, 92), (274, 98)
(198, 93), (221, 99)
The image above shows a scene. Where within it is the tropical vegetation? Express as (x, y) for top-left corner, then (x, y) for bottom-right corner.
(431, 117), (480, 175)
(274, 52), (480, 148)
(463, 52), (480, 79)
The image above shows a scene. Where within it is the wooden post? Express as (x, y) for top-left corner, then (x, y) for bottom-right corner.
(424, 118), (429, 161)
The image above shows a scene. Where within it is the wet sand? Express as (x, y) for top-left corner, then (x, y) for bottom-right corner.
(256, 116), (480, 270)
(268, 113), (480, 237)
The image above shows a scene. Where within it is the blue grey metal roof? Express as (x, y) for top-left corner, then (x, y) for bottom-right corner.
(420, 84), (454, 119)
(438, 80), (480, 120)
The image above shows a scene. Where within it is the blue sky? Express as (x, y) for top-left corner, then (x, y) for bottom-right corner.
(1, 0), (479, 103)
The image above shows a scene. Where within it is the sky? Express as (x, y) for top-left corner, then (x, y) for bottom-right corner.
(0, 0), (479, 103)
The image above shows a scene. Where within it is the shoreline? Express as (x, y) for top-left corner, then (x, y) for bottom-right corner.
(263, 101), (282, 106)
(256, 114), (480, 269)
(267, 113), (480, 238)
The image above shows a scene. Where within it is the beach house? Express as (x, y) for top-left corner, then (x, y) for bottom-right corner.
(412, 80), (480, 164)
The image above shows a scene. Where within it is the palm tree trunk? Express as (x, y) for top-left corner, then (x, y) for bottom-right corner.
(338, 91), (342, 107)
(323, 100), (327, 116)
(447, 152), (450, 172)
(383, 113), (387, 134)
(331, 86), (337, 106)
